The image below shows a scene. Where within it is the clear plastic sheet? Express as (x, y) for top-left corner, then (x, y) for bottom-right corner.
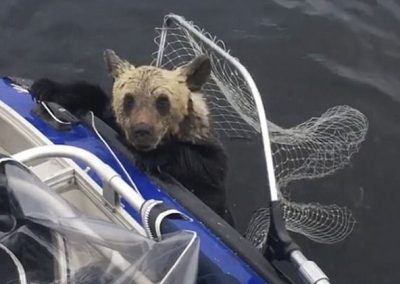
(0, 159), (199, 284)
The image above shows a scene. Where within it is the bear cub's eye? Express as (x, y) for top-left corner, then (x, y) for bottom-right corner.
(123, 94), (135, 113)
(155, 95), (170, 115)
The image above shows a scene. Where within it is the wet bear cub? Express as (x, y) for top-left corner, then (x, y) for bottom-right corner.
(31, 50), (232, 222)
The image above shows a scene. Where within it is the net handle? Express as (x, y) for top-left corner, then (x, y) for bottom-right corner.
(155, 15), (332, 284)
(156, 14), (279, 202)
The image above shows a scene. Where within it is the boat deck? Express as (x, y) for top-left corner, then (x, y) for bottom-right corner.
(0, 99), (144, 234)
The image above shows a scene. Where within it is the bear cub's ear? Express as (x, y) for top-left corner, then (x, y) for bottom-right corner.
(178, 55), (211, 92)
(103, 49), (133, 78)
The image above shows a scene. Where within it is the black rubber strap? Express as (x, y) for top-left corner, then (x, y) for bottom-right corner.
(140, 199), (189, 240)
(266, 201), (300, 260)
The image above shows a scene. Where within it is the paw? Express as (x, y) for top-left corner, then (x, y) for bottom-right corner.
(30, 78), (58, 102)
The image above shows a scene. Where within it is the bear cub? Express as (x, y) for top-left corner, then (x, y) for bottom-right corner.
(31, 50), (232, 223)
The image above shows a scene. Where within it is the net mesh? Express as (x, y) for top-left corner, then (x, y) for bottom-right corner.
(152, 15), (368, 247)
(269, 105), (368, 189)
(245, 199), (356, 248)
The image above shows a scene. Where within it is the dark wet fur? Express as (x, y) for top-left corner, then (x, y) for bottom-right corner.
(132, 139), (231, 221)
(30, 79), (233, 223)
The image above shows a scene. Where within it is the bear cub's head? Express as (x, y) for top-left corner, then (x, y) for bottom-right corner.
(104, 49), (212, 152)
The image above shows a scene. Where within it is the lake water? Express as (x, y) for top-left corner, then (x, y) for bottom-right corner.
(1, 0), (399, 283)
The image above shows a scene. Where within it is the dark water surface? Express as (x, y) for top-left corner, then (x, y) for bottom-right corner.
(1, 0), (400, 283)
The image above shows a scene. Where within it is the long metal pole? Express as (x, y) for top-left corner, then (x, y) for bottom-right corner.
(161, 14), (331, 284)
(162, 14), (279, 202)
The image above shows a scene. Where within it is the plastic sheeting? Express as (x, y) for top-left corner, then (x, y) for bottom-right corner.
(0, 158), (199, 284)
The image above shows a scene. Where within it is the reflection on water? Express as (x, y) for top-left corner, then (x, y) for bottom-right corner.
(0, 0), (399, 283)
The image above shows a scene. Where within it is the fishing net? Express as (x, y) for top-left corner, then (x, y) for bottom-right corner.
(245, 200), (356, 248)
(152, 15), (368, 247)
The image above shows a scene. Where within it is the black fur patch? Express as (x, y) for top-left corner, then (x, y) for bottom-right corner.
(131, 139), (230, 220)
(31, 79), (111, 119)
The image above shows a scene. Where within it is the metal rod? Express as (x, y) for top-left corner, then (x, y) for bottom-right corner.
(291, 250), (330, 284)
(163, 14), (279, 201)
(12, 145), (146, 212)
(161, 15), (332, 284)
(155, 18), (169, 67)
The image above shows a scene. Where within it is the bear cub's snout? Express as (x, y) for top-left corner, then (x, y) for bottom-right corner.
(130, 123), (156, 151)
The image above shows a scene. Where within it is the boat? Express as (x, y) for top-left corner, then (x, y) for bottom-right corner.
(0, 14), (368, 284)
(0, 74), (288, 283)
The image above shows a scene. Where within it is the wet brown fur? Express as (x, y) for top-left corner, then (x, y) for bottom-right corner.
(109, 54), (210, 149)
